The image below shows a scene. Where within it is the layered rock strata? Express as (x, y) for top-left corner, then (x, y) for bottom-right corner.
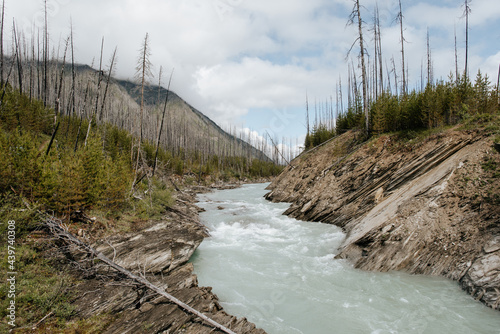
(266, 130), (500, 310)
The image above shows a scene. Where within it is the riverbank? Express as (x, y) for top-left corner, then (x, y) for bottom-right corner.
(7, 182), (267, 333)
(72, 187), (266, 334)
(265, 126), (500, 310)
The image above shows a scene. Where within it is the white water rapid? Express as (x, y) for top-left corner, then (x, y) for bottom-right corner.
(191, 183), (500, 334)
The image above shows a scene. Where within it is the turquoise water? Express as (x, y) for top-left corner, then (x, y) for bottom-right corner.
(191, 183), (500, 334)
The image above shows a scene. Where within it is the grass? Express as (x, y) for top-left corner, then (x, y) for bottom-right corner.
(0, 242), (77, 333)
(481, 156), (498, 173)
(460, 112), (500, 134)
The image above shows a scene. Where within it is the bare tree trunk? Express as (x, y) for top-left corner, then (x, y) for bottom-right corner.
(84, 38), (105, 148)
(0, 0), (5, 87)
(45, 121), (60, 156)
(385, 59), (392, 94)
(98, 46), (117, 121)
(398, 0), (406, 95)
(152, 68), (174, 177)
(420, 59), (424, 91)
(427, 28), (433, 86)
(497, 63), (500, 106)
(69, 20), (76, 117)
(37, 31), (41, 100)
(56, 37), (69, 117)
(373, 7), (379, 99)
(352, 0), (369, 134)
(464, 0), (470, 80)
(93, 37), (104, 120)
(0, 48), (17, 103)
(29, 29), (35, 101)
(358, 1), (368, 133)
(74, 82), (90, 152)
(135, 33), (152, 174)
(454, 25), (459, 82)
(43, 0), (49, 106)
(391, 56), (398, 96)
(376, 6), (383, 94)
(13, 21), (23, 94)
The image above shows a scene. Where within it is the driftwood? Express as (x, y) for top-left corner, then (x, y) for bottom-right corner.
(42, 214), (236, 334)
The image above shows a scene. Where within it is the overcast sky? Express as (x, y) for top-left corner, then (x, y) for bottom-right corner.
(6, 0), (500, 149)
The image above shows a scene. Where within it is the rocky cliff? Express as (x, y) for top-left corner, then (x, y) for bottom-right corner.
(265, 129), (500, 310)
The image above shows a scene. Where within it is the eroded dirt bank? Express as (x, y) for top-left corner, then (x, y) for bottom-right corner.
(65, 189), (265, 334)
(265, 130), (500, 310)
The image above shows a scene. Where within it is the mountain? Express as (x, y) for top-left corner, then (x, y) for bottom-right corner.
(66, 63), (269, 163)
(114, 77), (270, 162)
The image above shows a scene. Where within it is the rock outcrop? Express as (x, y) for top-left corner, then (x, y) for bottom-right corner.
(266, 130), (500, 310)
(72, 192), (265, 334)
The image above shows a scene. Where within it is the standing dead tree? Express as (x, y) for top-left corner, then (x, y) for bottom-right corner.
(152, 68), (174, 177)
(396, 0), (406, 95)
(0, 47), (16, 103)
(68, 20), (76, 117)
(462, 0), (471, 80)
(43, 0), (49, 106)
(84, 38), (105, 148)
(93, 37), (105, 121)
(134, 33), (153, 175)
(347, 0), (369, 135)
(454, 25), (459, 82)
(13, 21), (23, 94)
(497, 63), (500, 106)
(98, 46), (117, 121)
(0, 0), (5, 87)
(427, 28), (433, 85)
(372, 5), (383, 99)
(55, 37), (69, 117)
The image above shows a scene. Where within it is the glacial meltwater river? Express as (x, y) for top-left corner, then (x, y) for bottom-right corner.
(190, 183), (500, 334)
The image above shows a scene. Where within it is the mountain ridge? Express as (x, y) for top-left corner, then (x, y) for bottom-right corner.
(114, 77), (270, 162)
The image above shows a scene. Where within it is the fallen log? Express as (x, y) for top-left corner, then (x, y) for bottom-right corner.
(42, 214), (236, 334)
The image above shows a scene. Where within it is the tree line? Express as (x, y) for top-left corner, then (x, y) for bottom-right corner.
(305, 0), (499, 149)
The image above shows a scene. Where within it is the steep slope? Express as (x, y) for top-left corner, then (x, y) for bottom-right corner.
(266, 129), (500, 310)
(65, 63), (268, 161)
(116, 78), (269, 161)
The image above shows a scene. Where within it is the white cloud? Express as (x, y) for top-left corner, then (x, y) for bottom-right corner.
(193, 57), (335, 125)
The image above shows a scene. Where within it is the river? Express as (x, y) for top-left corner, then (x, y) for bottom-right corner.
(191, 183), (500, 334)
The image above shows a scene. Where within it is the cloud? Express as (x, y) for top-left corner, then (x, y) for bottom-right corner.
(193, 57), (337, 125)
